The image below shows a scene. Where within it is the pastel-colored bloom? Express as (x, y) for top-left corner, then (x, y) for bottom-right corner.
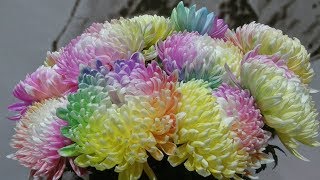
(214, 83), (272, 168)
(226, 22), (314, 84)
(54, 32), (118, 89)
(8, 65), (71, 120)
(240, 53), (320, 160)
(168, 80), (249, 179)
(55, 19), (145, 89)
(57, 84), (180, 179)
(130, 15), (173, 49)
(44, 23), (103, 67)
(171, 2), (228, 39)
(8, 98), (85, 180)
(108, 52), (178, 104)
(157, 32), (243, 88)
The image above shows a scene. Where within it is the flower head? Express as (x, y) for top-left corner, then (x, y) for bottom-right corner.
(8, 66), (70, 120)
(108, 52), (178, 104)
(168, 80), (249, 179)
(157, 32), (243, 88)
(130, 15), (173, 49)
(240, 53), (320, 160)
(214, 83), (272, 168)
(171, 2), (228, 39)
(8, 98), (84, 180)
(226, 22), (314, 84)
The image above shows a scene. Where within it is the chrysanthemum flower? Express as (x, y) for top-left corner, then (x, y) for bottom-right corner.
(58, 84), (181, 180)
(44, 23), (103, 67)
(54, 32), (119, 89)
(226, 22), (314, 84)
(240, 52), (320, 160)
(130, 15), (173, 49)
(55, 18), (145, 89)
(157, 32), (243, 88)
(8, 98), (85, 180)
(107, 52), (178, 104)
(8, 66), (70, 120)
(214, 83), (272, 168)
(168, 80), (249, 179)
(171, 2), (228, 39)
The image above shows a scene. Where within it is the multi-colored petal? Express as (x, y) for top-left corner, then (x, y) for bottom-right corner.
(8, 66), (70, 120)
(240, 52), (320, 160)
(226, 22), (314, 84)
(8, 98), (84, 180)
(171, 2), (228, 39)
(157, 32), (243, 88)
(168, 80), (249, 179)
(214, 83), (272, 168)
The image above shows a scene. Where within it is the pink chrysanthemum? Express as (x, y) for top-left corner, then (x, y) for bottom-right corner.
(55, 33), (116, 89)
(157, 32), (199, 76)
(8, 66), (71, 120)
(214, 84), (271, 167)
(108, 53), (178, 104)
(8, 98), (85, 180)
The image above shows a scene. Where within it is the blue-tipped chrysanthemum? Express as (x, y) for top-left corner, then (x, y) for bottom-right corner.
(171, 2), (228, 39)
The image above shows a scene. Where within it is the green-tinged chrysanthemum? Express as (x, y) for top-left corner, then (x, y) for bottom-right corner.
(101, 18), (145, 59)
(130, 15), (173, 49)
(226, 22), (314, 84)
(56, 85), (112, 141)
(241, 58), (320, 161)
(157, 32), (243, 88)
(59, 91), (183, 179)
(168, 80), (249, 179)
(105, 15), (173, 61)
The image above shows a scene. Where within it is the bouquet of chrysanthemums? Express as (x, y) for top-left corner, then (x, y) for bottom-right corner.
(7, 2), (319, 180)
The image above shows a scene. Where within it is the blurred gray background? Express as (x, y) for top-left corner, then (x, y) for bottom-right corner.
(0, 0), (320, 179)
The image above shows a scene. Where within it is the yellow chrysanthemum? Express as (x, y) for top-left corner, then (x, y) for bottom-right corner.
(106, 15), (173, 60)
(226, 22), (314, 84)
(241, 58), (320, 161)
(168, 80), (249, 179)
(101, 18), (145, 59)
(130, 15), (173, 49)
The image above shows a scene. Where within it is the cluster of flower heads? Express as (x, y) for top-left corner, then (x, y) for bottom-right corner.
(7, 2), (319, 180)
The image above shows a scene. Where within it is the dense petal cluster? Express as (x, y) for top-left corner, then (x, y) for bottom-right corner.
(157, 32), (243, 88)
(168, 80), (249, 179)
(8, 98), (84, 180)
(241, 54), (320, 160)
(8, 66), (70, 120)
(171, 2), (228, 39)
(214, 84), (272, 168)
(226, 22), (314, 84)
(108, 52), (178, 104)
(130, 15), (173, 49)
